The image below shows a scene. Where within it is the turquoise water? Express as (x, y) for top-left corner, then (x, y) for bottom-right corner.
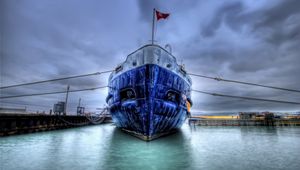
(1, 124), (300, 170)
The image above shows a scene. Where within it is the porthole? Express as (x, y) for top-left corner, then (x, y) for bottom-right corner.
(120, 88), (136, 101)
(165, 90), (180, 104)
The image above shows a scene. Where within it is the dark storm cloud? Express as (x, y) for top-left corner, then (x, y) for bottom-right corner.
(255, 0), (300, 28)
(1, 0), (300, 113)
(197, 0), (300, 73)
(202, 0), (300, 46)
(201, 1), (244, 37)
(247, 0), (300, 47)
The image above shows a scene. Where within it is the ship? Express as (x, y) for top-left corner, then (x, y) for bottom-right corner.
(106, 44), (192, 141)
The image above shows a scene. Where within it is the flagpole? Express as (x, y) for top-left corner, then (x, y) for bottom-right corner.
(151, 8), (155, 44)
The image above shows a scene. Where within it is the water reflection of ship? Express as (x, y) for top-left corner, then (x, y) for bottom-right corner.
(102, 127), (192, 170)
(106, 44), (193, 141)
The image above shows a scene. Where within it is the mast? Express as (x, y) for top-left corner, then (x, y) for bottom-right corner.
(151, 8), (155, 44)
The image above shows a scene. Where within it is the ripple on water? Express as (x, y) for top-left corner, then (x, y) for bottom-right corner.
(1, 124), (300, 170)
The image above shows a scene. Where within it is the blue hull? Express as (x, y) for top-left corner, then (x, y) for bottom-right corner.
(107, 64), (191, 140)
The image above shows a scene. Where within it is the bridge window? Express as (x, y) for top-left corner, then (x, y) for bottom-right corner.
(115, 65), (123, 73)
(133, 61), (137, 66)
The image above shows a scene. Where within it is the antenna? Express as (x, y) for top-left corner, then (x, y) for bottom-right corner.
(64, 85), (70, 115)
(78, 98), (81, 107)
(165, 44), (172, 54)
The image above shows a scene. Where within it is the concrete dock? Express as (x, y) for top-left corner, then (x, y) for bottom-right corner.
(189, 117), (300, 126)
(0, 113), (112, 136)
(189, 112), (300, 126)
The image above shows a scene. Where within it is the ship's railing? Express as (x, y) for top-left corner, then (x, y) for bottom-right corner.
(109, 44), (192, 85)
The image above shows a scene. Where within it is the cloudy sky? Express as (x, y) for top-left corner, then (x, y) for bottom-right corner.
(1, 0), (300, 114)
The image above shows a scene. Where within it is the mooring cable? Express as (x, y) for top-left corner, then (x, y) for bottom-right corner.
(0, 70), (113, 89)
(188, 73), (300, 93)
(192, 89), (300, 105)
(0, 86), (108, 99)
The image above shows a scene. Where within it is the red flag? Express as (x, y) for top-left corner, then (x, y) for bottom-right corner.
(155, 10), (170, 20)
